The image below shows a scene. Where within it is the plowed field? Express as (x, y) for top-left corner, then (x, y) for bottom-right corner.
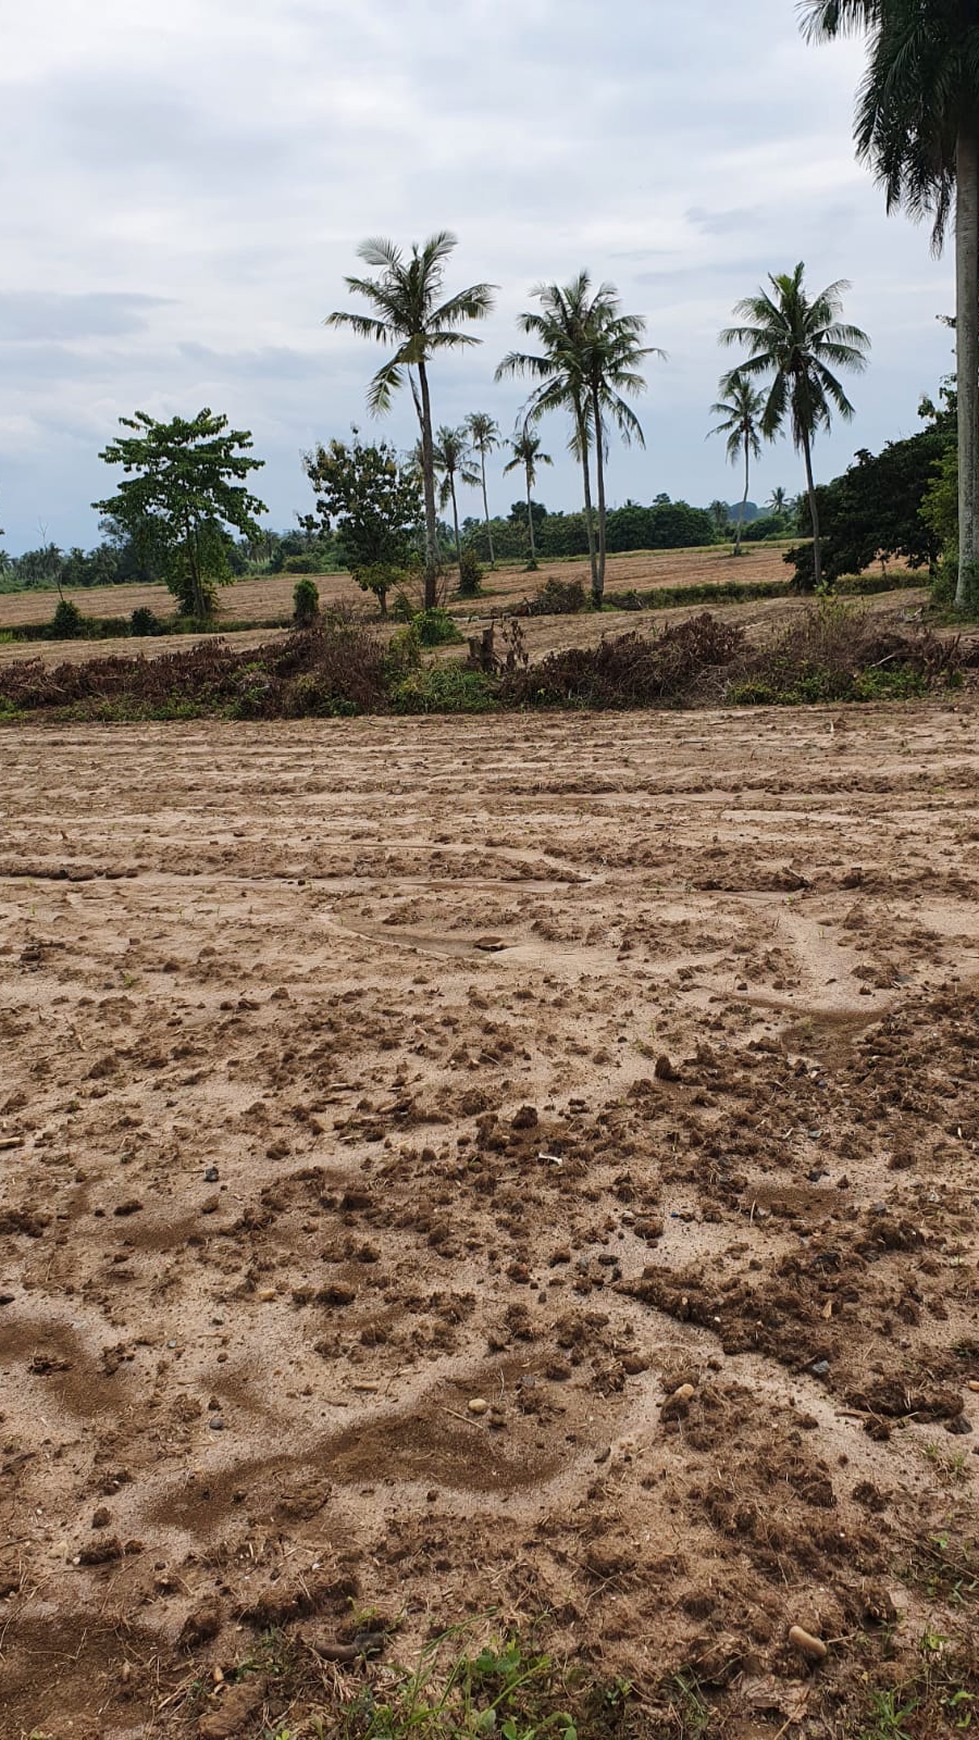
(2, 701), (979, 1737)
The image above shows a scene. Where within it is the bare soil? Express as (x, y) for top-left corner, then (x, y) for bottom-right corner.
(2, 699), (979, 1737)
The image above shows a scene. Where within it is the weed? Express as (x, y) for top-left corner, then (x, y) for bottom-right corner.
(392, 667), (497, 714)
(858, 1685), (919, 1739)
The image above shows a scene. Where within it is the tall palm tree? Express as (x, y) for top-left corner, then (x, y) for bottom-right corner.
(767, 485), (789, 517)
(709, 374), (765, 556)
(497, 274), (659, 606)
(325, 233), (496, 609)
(432, 426), (480, 573)
(503, 425), (553, 563)
(582, 296), (663, 604)
(497, 274), (601, 595)
(801, 1), (979, 607)
(464, 412), (500, 566)
(720, 264), (870, 590)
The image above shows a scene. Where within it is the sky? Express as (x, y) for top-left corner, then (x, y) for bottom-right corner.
(0, 0), (957, 554)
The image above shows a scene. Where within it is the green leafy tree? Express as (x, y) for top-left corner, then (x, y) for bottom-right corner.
(93, 409), (266, 618)
(503, 426), (553, 562)
(304, 434), (420, 613)
(783, 410), (953, 587)
(709, 499), (731, 538)
(709, 374), (765, 555)
(431, 426), (480, 573)
(498, 273), (659, 606)
(801, 0), (979, 608)
(464, 412), (500, 565)
(325, 233), (496, 609)
(720, 264), (870, 590)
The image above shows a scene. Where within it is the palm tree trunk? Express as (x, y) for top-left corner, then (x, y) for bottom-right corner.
(736, 435), (749, 557)
(479, 454), (495, 566)
(525, 466), (536, 561)
(591, 388), (607, 608)
(416, 360), (440, 610)
(574, 402), (598, 596)
(801, 426), (821, 592)
(450, 477), (462, 573)
(955, 124), (979, 610)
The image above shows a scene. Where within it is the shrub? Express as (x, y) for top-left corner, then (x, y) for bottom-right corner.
(384, 624), (423, 683)
(457, 547), (484, 598)
(414, 607), (463, 647)
(282, 554), (321, 574)
(391, 667), (497, 713)
(51, 598), (84, 639)
(529, 578), (588, 616)
(730, 597), (963, 704)
(501, 613), (746, 710)
(131, 606), (164, 637)
(292, 577), (320, 627)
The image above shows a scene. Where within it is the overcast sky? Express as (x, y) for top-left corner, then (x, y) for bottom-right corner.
(1, 0), (955, 553)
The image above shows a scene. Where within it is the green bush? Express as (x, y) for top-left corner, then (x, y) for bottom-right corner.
(131, 606), (164, 636)
(282, 553), (321, 574)
(292, 577), (320, 627)
(52, 598), (84, 638)
(457, 547), (484, 597)
(384, 624), (423, 682)
(413, 607), (464, 647)
(391, 666), (497, 713)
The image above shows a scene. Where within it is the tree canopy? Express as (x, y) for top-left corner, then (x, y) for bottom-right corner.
(93, 409), (266, 618)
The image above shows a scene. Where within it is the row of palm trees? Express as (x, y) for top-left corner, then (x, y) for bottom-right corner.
(327, 234), (869, 608)
(428, 418), (552, 572)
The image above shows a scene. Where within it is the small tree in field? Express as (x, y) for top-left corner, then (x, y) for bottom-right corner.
(93, 409), (266, 618)
(304, 435), (421, 615)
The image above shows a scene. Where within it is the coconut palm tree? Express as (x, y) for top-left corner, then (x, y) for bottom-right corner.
(497, 274), (660, 606)
(709, 374), (765, 555)
(503, 425), (553, 563)
(767, 485), (789, 517)
(801, 1), (979, 607)
(464, 413), (500, 565)
(720, 264), (870, 590)
(325, 233), (496, 609)
(497, 275), (601, 596)
(432, 426), (480, 573)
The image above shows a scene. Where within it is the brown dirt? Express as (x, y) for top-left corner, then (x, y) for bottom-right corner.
(2, 698), (979, 1736)
(0, 544), (799, 630)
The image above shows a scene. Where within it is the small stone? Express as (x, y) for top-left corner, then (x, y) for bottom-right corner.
(654, 1054), (680, 1082)
(810, 1360), (830, 1377)
(946, 1414), (973, 1436)
(208, 1416), (225, 1431)
(258, 1287), (276, 1302)
(787, 1624), (828, 1662)
(467, 1397), (489, 1416)
(91, 1506), (111, 1530)
(204, 1166), (220, 1183)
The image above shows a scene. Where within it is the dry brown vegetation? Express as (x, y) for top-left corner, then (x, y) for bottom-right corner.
(3, 697), (979, 1736)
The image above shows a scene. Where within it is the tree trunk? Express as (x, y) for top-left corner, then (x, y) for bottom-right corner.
(591, 387), (607, 608)
(480, 454), (495, 566)
(416, 360), (440, 610)
(575, 401), (598, 595)
(450, 477), (462, 573)
(736, 434), (749, 557)
(526, 467), (537, 561)
(956, 124), (979, 609)
(801, 425), (821, 592)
